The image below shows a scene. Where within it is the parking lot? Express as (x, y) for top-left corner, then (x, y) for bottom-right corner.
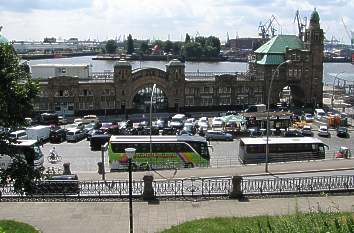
(42, 128), (354, 173)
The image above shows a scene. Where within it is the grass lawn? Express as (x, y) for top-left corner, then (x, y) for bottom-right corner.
(160, 212), (354, 233)
(0, 220), (39, 233)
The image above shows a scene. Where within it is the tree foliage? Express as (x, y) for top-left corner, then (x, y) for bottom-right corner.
(185, 33), (191, 43)
(126, 34), (134, 54)
(139, 42), (149, 54)
(105, 39), (118, 54)
(0, 43), (40, 193)
(182, 35), (221, 58)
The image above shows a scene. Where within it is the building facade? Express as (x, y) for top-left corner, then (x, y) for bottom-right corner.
(32, 9), (324, 116)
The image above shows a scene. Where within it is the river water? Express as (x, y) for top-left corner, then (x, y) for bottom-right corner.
(27, 56), (354, 84)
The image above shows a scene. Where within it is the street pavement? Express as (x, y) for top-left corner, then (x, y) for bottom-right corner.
(1, 195), (354, 233)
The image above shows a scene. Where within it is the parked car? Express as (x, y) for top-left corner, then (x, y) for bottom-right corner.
(211, 117), (224, 128)
(58, 116), (68, 125)
(205, 130), (233, 141)
(337, 127), (349, 138)
(90, 134), (111, 151)
(304, 114), (314, 122)
(86, 129), (104, 141)
(9, 130), (28, 140)
(284, 129), (304, 137)
(82, 115), (99, 124)
(66, 128), (86, 142)
(301, 125), (313, 136)
(318, 125), (330, 137)
(49, 128), (67, 143)
(197, 117), (209, 134)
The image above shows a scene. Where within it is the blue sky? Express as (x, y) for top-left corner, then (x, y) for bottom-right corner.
(0, 0), (353, 44)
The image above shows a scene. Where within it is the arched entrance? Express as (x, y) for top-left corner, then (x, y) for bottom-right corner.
(132, 86), (168, 112)
(277, 85), (305, 108)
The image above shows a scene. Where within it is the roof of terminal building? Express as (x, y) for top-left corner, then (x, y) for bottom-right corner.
(256, 54), (284, 65)
(254, 35), (303, 54)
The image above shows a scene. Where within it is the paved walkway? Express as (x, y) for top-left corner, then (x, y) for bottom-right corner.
(77, 158), (354, 180)
(0, 195), (354, 233)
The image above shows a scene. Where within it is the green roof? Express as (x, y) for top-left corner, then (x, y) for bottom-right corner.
(0, 34), (8, 44)
(254, 35), (303, 54)
(310, 9), (320, 24)
(257, 54), (285, 65)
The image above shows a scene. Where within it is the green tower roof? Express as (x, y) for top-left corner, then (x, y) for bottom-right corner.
(310, 8), (320, 24)
(0, 34), (8, 44)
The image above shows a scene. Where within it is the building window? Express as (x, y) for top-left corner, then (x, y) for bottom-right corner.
(219, 96), (231, 105)
(185, 96), (195, 106)
(201, 96), (213, 106)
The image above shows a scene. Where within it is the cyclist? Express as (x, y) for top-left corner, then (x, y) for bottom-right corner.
(49, 146), (58, 160)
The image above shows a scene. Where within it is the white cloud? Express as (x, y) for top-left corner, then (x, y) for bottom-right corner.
(0, 0), (353, 44)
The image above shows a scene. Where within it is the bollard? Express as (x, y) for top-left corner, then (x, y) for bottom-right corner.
(230, 176), (243, 199)
(97, 162), (104, 175)
(142, 175), (155, 201)
(63, 162), (71, 175)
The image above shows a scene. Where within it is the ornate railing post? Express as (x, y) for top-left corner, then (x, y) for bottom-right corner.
(230, 176), (243, 199)
(143, 175), (155, 201)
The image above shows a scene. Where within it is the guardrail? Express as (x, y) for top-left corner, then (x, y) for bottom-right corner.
(1, 175), (353, 201)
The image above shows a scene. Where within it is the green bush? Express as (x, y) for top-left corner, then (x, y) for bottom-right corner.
(161, 212), (354, 233)
(0, 220), (38, 233)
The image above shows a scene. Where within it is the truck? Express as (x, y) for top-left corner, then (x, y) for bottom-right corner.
(245, 104), (266, 113)
(26, 125), (51, 142)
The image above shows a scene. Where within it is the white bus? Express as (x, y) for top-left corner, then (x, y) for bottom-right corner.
(0, 140), (44, 170)
(239, 137), (328, 164)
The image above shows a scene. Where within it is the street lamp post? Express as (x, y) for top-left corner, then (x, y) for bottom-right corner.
(265, 60), (291, 173)
(125, 147), (136, 233)
(150, 84), (157, 154)
(331, 72), (344, 110)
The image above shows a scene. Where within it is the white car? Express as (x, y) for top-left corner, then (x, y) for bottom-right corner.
(318, 125), (330, 137)
(304, 114), (314, 122)
(197, 117), (209, 132)
(211, 117), (224, 128)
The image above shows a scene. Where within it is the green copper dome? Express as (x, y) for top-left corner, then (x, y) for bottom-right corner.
(310, 8), (320, 24)
(0, 34), (8, 44)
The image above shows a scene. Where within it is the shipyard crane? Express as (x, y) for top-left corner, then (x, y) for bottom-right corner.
(294, 10), (307, 41)
(258, 15), (280, 39)
(341, 17), (354, 47)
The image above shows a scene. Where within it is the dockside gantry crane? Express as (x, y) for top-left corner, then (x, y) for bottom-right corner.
(258, 15), (280, 39)
(294, 10), (307, 41)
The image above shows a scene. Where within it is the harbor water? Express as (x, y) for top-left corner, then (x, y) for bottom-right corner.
(27, 56), (354, 84)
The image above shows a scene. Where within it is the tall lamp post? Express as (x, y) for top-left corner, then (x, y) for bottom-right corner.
(331, 72), (344, 110)
(150, 84), (157, 154)
(265, 60), (291, 173)
(125, 147), (136, 233)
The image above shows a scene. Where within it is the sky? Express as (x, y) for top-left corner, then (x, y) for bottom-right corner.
(0, 0), (353, 44)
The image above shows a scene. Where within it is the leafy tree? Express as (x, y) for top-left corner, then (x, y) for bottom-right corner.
(206, 36), (221, 55)
(0, 43), (40, 193)
(185, 33), (191, 43)
(105, 39), (118, 54)
(172, 42), (182, 55)
(195, 36), (206, 47)
(126, 34), (134, 54)
(163, 40), (173, 53)
(139, 42), (149, 54)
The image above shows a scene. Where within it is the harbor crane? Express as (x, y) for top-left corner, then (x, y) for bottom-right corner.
(258, 15), (280, 39)
(341, 17), (354, 48)
(294, 10), (307, 41)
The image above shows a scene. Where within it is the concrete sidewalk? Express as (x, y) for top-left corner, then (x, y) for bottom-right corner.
(76, 158), (354, 180)
(1, 195), (354, 233)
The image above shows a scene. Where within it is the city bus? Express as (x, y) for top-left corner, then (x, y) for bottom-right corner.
(108, 135), (210, 170)
(239, 137), (328, 164)
(0, 140), (44, 170)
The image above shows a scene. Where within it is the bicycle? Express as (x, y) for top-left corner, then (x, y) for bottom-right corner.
(47, 152), (62, 164)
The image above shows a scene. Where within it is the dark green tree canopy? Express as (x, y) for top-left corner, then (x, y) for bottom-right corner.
(126, 34), (134, 54)
(105, 39), (118, 54)
(185, 33), (191, 43)
(0, 43), (40, 193)
(139, 42), (149, 54)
